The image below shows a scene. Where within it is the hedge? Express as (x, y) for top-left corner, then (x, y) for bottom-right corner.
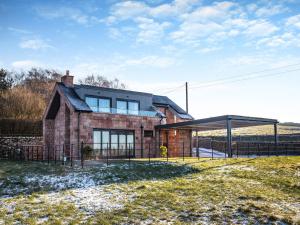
(0, 119), (42, 136)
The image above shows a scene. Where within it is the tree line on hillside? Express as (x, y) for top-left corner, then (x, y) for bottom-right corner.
(0, 68), (126, 121)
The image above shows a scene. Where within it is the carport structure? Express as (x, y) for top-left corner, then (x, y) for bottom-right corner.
(155, 115), (279, 157)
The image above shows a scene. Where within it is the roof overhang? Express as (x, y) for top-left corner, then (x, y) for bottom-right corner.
(155, 115), (278, 131)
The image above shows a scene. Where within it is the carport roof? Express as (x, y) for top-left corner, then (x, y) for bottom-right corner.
(155, 115), (278, 131)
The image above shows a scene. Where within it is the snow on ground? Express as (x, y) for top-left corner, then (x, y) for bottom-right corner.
(41, 185), (132, 213)
(217, 165), (256, 173)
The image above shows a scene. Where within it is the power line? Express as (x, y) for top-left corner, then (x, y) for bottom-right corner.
(154, 62), (300, 95)
(189, 62), (300, 88)
(159, 84), (185, 94)
(189, 67), (300, 90)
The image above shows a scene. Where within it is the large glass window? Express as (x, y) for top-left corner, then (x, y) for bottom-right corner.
(93, 130), (135, 157)
(99, 99), (110, 113)
(86, 97), (98, 112)
(117, 100), (139, 115)
(85, 97), (111, 113)
(93, 131), (101, 150)
(117, 100), (127, 114)
(128, 102), (139, 115)
(102, 131), (110, 150)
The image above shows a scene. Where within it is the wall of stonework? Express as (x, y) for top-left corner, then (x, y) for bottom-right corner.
(0, 136), (43, 147)
(43, 86), (77, 160)
(156, 107), (192, 157)
(76, 112), (162, 158)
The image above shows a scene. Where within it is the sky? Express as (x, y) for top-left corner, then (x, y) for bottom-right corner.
(0, 0), (300, 123)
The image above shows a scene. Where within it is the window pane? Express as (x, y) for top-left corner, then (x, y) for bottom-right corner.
(128, 102), (139, 115)
(99, 98), (110, 113)
(119, 134), (126, 150)
(117, 101), (127, 114)
(86, 97), (98, 112)
(102, 131), (110, 150)
(93, 131), (101, 150)
(127, 134), (134, 149)
(111, 134), (118, 150)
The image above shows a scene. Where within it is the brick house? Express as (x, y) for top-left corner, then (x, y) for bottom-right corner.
(43, 71), (193, 159)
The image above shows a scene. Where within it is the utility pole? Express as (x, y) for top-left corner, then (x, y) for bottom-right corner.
(185, 82), (188, 113)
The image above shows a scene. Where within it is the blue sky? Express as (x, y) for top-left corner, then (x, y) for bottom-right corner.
(1, 0), (300, 123)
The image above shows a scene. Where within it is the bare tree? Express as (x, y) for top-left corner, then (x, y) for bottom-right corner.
(0, 68), (13, 91)
(79, 74), (126, 89)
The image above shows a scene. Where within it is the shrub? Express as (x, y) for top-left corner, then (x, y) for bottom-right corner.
(160, 145), (168, 157)
(83, 145), (93, 159)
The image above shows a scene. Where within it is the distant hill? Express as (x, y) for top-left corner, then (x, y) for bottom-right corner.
(197, 123), (300, 137)
(280, 122), (300, 127)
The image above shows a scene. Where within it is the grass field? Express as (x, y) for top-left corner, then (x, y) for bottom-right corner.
(0, 157), (300, 225)
(197, 123), (300, 137)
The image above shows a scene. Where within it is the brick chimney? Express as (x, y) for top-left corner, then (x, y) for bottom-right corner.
(61, 70), (74, 87)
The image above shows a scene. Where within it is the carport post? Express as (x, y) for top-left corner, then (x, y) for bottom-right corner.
(274, 123), (278, 155)
(226, 119), (232, 158)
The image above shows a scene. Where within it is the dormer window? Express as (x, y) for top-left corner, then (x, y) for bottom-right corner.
(86, 96), (111, 113)
(117, 100), (139, 115)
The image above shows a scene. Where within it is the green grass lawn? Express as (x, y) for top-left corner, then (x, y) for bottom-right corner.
(0, 157), (299, 225)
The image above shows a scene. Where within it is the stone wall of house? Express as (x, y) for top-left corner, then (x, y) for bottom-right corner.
(76, 112), (162, 158)
(157, 107), (192, 157)
(43, 88), (193, 159)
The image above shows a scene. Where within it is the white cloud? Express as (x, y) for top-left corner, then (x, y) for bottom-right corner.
(8, 27), (32, 34)
(255, 4), (288, 17)
(244, 20), (279, 37)
(181, 1), (236, 22)
(124, 55), (176, 68)
(171, 21), (223, 44)
(135, 17), (171, 43)
(19, 38), (53, 50)
(11, 60), (43, 69)
(286, 14), (300, 29)
(109, 1), (148, 21)
(35, 6), (100, 26)
(257, 32), (300, 47)
(108, 0), (198, 22)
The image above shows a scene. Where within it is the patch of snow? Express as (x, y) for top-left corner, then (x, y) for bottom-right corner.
(217, 165), (256, 173)
(41, 185), (133, 214)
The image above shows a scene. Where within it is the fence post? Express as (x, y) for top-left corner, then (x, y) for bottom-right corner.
(106, 143), (109, 166)
(81, 142), (84, 168)
(258, 144), (260, 157)
(71, 144), (73, 168)
(247, 143), (250, 158)
(182, 142), (185, 161)
(166, 145), (169, 162)
(128, 143), (131, 166)
(197, 139), (200, 160)
(62, 144), (65, 165)
(236, 142), (239, 158)
(148, 143), (151, 164)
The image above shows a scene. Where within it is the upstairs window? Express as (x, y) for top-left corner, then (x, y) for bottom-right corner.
(117, 100), (139, 115)
(86, 97), (111, 113)
(86, 97), (98, 112)
(117, 100), (127, 114)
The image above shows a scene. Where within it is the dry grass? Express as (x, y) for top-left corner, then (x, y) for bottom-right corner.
(0, 157), (299, 224)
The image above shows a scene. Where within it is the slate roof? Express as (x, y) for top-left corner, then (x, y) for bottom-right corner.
(58, 83), (92, 112)
(152, 95), (194, 120)
(58, 83), (193, 119)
